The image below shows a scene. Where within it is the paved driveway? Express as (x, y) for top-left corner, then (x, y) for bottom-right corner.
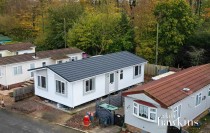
(0, 109), (83, 133)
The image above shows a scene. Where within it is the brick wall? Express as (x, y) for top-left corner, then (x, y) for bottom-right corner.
(0, 82), (24, 90)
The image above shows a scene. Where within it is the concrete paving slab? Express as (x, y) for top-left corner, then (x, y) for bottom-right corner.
(89, 126), (121, 133)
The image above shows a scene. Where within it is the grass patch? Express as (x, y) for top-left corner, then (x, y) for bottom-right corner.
(187, 113), (210, 133)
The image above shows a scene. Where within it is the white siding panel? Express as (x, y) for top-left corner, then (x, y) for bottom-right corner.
(17, 49), (35, 55)
(72, 74), (106, 107)
(169, 84), (210, 128)
(118, 64), (145, 90)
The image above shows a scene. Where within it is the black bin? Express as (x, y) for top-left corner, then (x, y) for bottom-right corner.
(114, 114), (124, 127)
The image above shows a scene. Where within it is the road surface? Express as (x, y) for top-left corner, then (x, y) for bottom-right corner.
(0, 109), (83, 133)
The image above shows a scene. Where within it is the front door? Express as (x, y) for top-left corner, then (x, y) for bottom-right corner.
(109, 73), (115, 92)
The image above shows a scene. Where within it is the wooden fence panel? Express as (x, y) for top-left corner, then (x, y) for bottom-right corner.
(13, 85), (34, 102)
(144, 63), (169, 76)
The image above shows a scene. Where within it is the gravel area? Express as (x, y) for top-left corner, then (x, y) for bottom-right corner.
(65, 106), (99, 130)
(11, 99), (50, 114)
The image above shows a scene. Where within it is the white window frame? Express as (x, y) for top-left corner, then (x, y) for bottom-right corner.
(56, 60), (62, 64)
(208, 88), (210, 96)
(134, 65), (141, 78)
(195, 93), (202, 106)
(55, 80), (66, 95)
(70, 56), (78, 61)
(173, 105), (181, 120)
(133, 102), (138, 115)
(133, 102), (157, 123)
(42, 62), (46, 67)
(37, 75), (46, 89)
(13, 66), (22, 75)
(30, 63), (35, 78)
(84, 78), (95, 93)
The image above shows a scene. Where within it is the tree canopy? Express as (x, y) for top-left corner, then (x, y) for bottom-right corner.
(35, 2), (84, 50)
(67, 3), (134, 55)
(0, 0), (209, 68)
(154, 0), (197, 65)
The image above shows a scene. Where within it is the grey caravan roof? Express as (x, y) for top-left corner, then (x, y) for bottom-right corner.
(47, 51), (147, 82)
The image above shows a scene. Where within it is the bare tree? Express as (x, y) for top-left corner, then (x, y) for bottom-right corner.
(187, 46), (205, 66)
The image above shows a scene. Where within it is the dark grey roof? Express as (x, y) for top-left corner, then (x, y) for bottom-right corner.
(47, 51), (147, 82)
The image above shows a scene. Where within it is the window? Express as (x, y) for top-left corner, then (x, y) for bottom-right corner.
(134, 65), (141, 77)
(57, 60), (62, 64)
(120, 70), (123, 80)
(133, 102), (157, 122)
(14, 66), (22, 75)
(0, 53), (2, 57)
(174, 105), (181, 120)
(139, 105), (148, 119)
(30, 63), (35, 77)
(37, 76), (46, 88)
(150, 108), (157, 120)
(110, 73), (114, 83)
(71, 56), (78, 61)
(85, 78), (95, 93)
(42, 62), (46, 67)
(196, 93), (202, 106)
(208, 88), (210, 96)
(56, 80), (65, 94)
(133, 102), (138, 115)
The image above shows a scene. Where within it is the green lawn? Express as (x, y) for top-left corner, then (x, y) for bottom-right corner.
(187, 113), (210, 133)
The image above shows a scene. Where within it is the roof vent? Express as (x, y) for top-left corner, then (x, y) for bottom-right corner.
(183, 88), (190, 92)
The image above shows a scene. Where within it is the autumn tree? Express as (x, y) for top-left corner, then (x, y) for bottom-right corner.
(35, 2), (84, 50)
(133, 0), (158, 63)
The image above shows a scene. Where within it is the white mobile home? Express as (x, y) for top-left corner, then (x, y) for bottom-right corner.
(123, 64), (210, 133)
(0, 48), (84, 89)
(0, 42), (35, 57)
(32, 51), (147, 108)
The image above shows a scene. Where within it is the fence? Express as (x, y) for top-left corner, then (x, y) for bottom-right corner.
(13, 85), (34, 102)
(144, 63), (169, 76)
(102, 92), (123, 107)
(95, 92), (124, 127)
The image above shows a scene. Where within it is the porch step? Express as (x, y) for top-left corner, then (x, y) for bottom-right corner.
(26, 80), (34, 84)
(24, 82), (32, 86)
(21, 84), (28, 87)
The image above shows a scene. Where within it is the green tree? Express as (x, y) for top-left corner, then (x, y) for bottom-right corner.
(68, 5), (134, 55)
(154, 0), (197, 66)
(133, 0), (158, 63)
(35, 2), (84, 50)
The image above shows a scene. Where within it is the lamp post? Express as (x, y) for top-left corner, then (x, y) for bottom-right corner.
(64, 18), (67, 48)
(155, 22), (159, 75)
